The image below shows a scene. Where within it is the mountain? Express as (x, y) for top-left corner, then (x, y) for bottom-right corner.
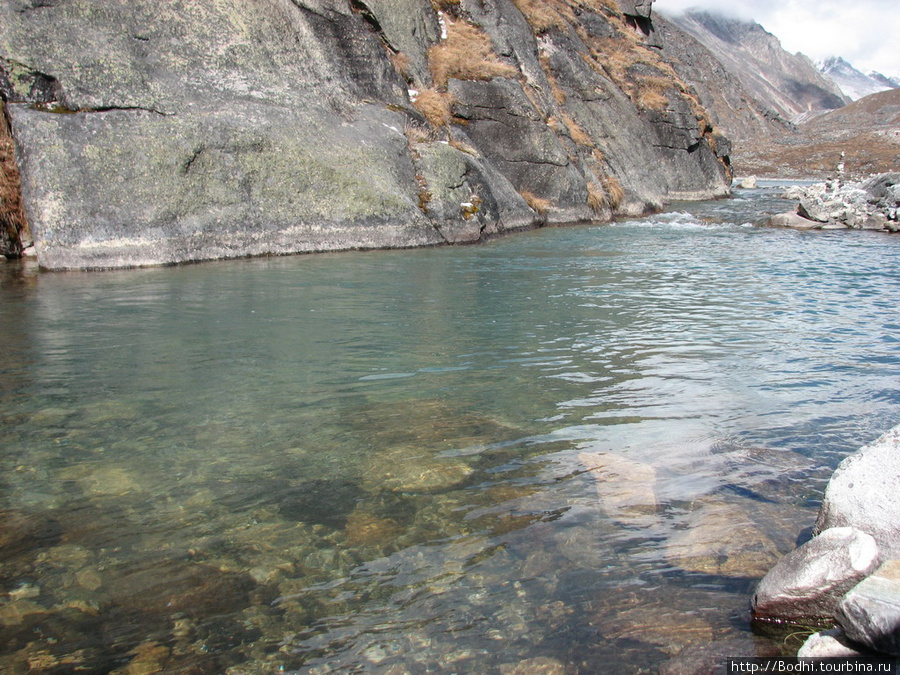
(819, 56), (899, 101)
(738, 89), (900, 178)
(653, 14), (795, 149)
(664, 10), (848, 122)
(0, 0), (732, 268)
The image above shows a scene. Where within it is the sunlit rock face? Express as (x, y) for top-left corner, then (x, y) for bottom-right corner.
(0, 0), (730, 270)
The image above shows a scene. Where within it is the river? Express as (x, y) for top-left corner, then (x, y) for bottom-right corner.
(2, 183), (899, 673)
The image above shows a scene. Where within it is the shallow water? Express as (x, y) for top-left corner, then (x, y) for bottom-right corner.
(2, 184), (899, 673)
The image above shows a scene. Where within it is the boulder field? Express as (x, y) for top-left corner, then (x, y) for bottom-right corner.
(768, 172), (900, 233)
(751, 425), (900, 659)
(0, 0), (732, 269)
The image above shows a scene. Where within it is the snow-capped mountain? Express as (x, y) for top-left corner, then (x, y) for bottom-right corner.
(818, 56), (899, 101)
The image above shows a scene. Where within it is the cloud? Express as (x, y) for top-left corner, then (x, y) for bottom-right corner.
(653, 0), (900, 76)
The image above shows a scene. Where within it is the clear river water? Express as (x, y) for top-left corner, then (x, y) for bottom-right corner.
(2, 183), (900, 673)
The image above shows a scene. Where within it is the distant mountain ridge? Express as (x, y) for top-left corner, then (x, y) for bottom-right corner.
(663, 10), (848, 122)
(656, 7), (899, 178)
(818, 56), (900, 102)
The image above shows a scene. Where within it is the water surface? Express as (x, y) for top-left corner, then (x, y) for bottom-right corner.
(2, 184), (899, 673)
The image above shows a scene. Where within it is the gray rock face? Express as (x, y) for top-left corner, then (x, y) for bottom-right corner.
(1, 0), (731, 269)
(838, 560), (900, 656)
(655, 16), (795, 149)
(619, 0), (654, 19)
(752, 527), (881, 623)
(815, 426), (900, 555)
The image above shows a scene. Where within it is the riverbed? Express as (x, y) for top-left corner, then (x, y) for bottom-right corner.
(2, 183), (899, 673)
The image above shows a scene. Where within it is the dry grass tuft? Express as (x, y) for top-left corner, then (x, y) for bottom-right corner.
(413, 88), (456, 128)
(586, 181), (608, 214)
(449, 137), (480, 156)
(560, 112), (594, 147)
(405, 120), (438, 145)
(635, 86), (669, 112)
(519, 190), (552, 215)
(511, 0), (571, 34)
(389, 51), (412, 82)
(431, 0), (461, 14)
(1, 104), (29, 257)
(429, 20), (519, 89)
(601, 174), (624, 209)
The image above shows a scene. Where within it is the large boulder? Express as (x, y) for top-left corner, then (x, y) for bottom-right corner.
(751, 527), (881, 623)
(837, 560), (900, 656)
(814, 425), (900, 557)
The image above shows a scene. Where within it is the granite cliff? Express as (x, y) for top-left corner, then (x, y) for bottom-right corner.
(0, 0), (730, 269)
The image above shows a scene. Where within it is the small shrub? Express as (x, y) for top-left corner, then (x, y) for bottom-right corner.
(429, 20), (519, 89)
(461, 195), (483, 220)
(413, 88), (455, 128)
(519, 190), (552, 215)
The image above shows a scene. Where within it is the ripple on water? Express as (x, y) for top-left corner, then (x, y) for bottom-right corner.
(1, 189), (899, 672)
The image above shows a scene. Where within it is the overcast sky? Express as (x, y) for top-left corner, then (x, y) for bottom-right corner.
(654, 0), (900, 78)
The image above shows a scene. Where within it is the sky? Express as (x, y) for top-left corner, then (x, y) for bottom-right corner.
(654, 0), (900, 78)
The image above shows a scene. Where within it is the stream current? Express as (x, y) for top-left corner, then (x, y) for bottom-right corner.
(2, 183), (899, 673)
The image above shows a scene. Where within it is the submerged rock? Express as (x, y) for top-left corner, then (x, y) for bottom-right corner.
(666, 500), (781, 577)
(578, 451), (658, 525)
(751, 527), (881, 623)
(364, 446), (474, 493)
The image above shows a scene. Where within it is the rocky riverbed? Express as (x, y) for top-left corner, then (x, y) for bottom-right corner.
(767, 172), (900, 232)
(751, 425), (900, 660)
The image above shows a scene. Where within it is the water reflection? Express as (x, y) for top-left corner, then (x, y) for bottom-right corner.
(1, 189), (899, 672)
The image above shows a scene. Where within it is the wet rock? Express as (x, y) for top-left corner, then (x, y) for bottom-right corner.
(666, 500), (781, 577)
(0, 509), (63, 561)
(751, 527), (880, 623)
(814, 425), (900, 557)
(837, 560), (900, 656)
(767, 211), (822, 229)
(96, 559), (258, 620)
(797, 628), (869, 659)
